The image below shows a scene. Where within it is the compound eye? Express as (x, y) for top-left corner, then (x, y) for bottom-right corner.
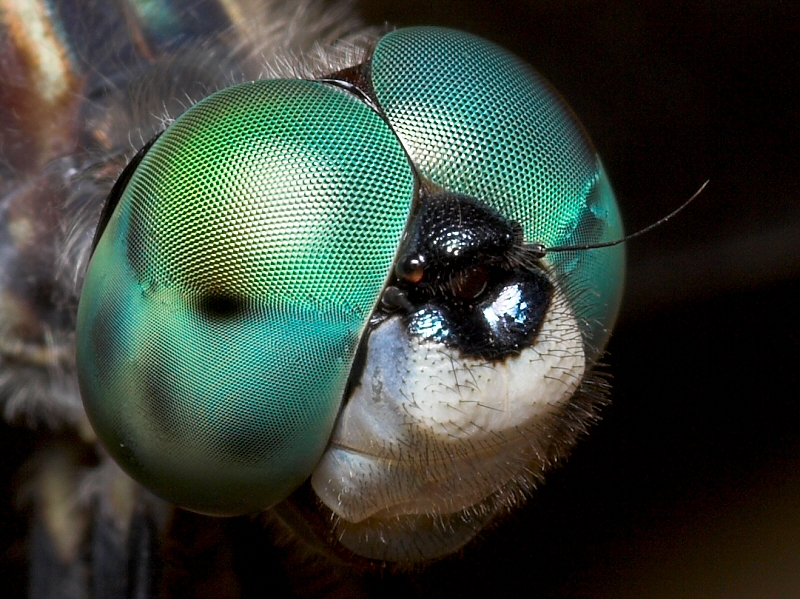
(76, 80), (414, 515)
(370, 26), (625, 357)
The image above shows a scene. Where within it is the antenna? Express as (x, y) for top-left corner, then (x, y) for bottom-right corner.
(538, 180), (709, 255)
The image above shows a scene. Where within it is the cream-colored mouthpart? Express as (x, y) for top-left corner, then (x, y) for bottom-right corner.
(311, 289), (585, 523)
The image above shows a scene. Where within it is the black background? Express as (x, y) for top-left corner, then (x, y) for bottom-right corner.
(353, 1), (800, 597)
(2, 1), (799, 597)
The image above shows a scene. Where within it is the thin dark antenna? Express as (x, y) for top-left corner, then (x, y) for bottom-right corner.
(542, 180), (709, 254)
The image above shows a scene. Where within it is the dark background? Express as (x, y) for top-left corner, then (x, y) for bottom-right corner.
(2, 0), (798, 597)
(353, 0), (800, 597)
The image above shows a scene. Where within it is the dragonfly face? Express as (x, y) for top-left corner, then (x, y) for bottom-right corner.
(0, 2), (624, 584)
(76, 26), (624, 561)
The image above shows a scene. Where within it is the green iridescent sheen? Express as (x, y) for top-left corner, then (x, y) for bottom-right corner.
(371, 27), (624, 356)
(77, 79), (414, 514)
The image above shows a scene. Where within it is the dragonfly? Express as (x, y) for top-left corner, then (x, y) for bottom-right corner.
(0, 0), (627, 596)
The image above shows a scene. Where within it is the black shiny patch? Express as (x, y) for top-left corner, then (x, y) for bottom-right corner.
(395, 191), (521, 286)
(384, 190), (553, 361)
(407, 269), (552, 360)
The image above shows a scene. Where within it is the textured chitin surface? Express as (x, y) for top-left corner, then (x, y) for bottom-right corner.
(370, 27), (624, 356)
(77, 80), (414, 514)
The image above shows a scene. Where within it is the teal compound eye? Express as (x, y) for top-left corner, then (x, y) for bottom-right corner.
(367, 26), (625, 358)
(76, 79), (415, 515)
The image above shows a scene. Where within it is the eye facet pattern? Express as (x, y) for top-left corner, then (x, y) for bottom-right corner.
(77, 79), (415, 515)
(370, 27), (624, 357)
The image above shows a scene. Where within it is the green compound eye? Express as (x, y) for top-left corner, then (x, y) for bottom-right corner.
(76, 80), (414, 514)
(371, 27), (624, 357)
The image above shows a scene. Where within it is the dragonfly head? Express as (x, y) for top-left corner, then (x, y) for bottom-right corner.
(77, 26), (624, 558)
